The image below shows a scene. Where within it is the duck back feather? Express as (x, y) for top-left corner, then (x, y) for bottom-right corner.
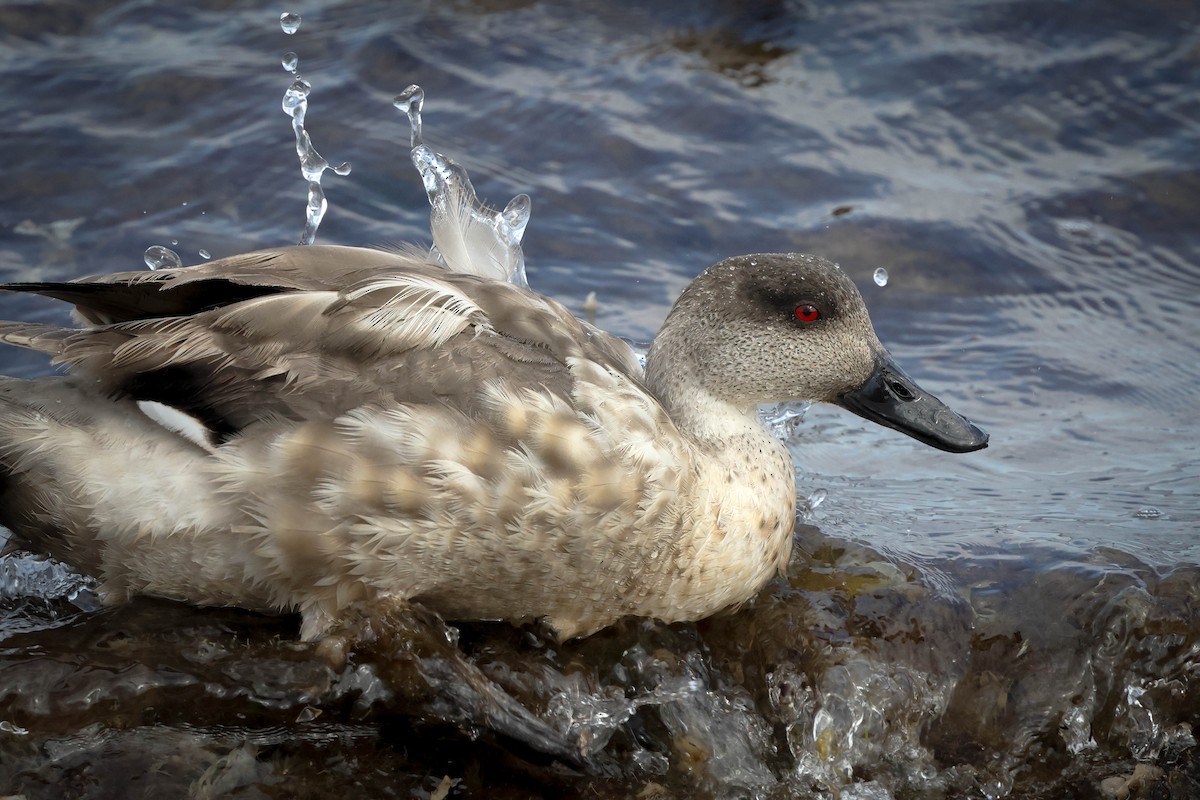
(0, 246), (641, 440)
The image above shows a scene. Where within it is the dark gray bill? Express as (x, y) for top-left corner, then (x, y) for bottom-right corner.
(837, 354), (989, 453)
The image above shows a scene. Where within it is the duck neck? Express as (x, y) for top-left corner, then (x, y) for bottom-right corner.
(644, 330), (798, 612)
(645, 332), (773, 451)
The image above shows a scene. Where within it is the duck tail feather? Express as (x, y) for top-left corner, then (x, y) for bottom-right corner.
(2, 278), (287, 325)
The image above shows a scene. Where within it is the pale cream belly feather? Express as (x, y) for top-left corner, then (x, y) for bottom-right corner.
(201, 357), (796, 640)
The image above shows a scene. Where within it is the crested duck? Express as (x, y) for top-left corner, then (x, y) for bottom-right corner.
(0, 245), (987, 640)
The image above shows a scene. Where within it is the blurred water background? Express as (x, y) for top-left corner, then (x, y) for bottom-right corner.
(0, 1), (1197, 798)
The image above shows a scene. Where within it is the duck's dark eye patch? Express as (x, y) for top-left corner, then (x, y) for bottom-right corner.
(794, 304), (821, 323)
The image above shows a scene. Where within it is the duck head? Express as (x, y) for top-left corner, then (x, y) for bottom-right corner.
(645, 253), (988, 453)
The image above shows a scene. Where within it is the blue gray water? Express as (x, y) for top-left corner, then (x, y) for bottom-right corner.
(1, 2), (1197, 798)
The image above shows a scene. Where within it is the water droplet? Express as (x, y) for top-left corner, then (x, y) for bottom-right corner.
(170, 239), (178, 245)
(1134, 506), (1162, 520)
(394, 85), (425, 148)
(396, 85), (529, 286)
(282, 74), (349, 244)
(282, 78), (311, 116)
(874, 267), (889, 287)
(501, 194), (532, 244)
(198, 249), (211, 260)
(281, 52), (299, 73)
(144, 245), (182, 271)
(280, 12), (301, 34)
(303, 181), (328, 245)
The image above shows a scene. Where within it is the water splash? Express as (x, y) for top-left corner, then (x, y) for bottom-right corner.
(394, 85), (530, 286)
(198, 249), (211, 260)
(0, 552), (98, 609)
(759, 401), (811, 441)
(144, 245), (182, 270)
(279, 12), (301, 35)
(798, 488), (828, 520)
(541, 641), (774, 788)
(543, 660), (702, 756)
(1, 549), (99, 640)
(873, 267), (889, 287)
(282, 77), (351, 245)
(792, 656), (952, 794)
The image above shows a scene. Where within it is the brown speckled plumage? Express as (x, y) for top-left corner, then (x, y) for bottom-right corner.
(0, 246), (982, 640)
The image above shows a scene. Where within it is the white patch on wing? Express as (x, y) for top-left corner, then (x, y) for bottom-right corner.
(136, 400), (217, 452)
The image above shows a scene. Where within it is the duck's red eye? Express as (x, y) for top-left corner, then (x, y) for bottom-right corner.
(794, 304), (821, 323)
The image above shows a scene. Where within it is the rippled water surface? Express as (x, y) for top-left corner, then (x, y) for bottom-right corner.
(1, 1), (1198, 798)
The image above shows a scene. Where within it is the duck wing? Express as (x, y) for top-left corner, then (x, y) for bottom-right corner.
(0, 245), (433, 325)
(0, 246), (643, 439)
